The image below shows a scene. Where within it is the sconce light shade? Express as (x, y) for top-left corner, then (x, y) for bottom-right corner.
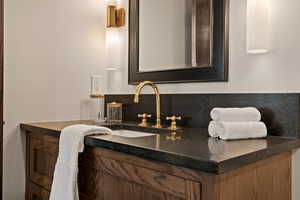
(105, 29), (122, 71)
(247, 0), (270, 54)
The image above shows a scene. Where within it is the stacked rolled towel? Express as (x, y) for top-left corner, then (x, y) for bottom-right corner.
(208, 107), (267, 140)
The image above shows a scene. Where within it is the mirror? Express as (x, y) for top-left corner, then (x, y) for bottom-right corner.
(139, 0), (212, 72)
(129, 0), (229, 84)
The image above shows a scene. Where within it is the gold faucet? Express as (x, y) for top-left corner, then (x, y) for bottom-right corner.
(134, 81), (162, 128)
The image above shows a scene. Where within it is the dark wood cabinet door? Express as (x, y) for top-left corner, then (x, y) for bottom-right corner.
(28, 136), (58, 190)
(78, 167), (187, 200)
(27, 182), (50, 200)
(78, 151), (202, 200)
(24, 128), (293, 200)
(26, 133), (203, 200)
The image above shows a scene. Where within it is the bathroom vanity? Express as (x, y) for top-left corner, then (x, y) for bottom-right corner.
(21, 120), (300, 200)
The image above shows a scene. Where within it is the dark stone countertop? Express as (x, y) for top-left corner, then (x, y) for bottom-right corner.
(21, 120), (300, 174)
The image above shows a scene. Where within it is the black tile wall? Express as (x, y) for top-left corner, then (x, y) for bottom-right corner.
(105, 94), (300, 138)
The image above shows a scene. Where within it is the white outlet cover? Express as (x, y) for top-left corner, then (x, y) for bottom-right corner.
(91, 75), (103, 95)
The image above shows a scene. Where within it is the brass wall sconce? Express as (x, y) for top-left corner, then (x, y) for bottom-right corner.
(107, 5), (125, 28)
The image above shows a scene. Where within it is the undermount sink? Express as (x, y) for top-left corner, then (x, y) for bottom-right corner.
(111, 129), (155, 138)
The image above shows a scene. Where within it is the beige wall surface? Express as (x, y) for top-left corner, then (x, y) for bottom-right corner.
(3, 0), (300, 199)
(4, 0), (107, 199)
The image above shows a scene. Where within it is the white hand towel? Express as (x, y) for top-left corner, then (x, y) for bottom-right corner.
(210, 107), (261, 122)
(49, 125), (112, 200)
(218, 122), (267, 140)
(208, 121), (219, 138)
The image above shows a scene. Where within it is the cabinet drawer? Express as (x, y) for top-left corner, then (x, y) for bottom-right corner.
(27, 181), (50, 200)
(29, 136), (58, 190)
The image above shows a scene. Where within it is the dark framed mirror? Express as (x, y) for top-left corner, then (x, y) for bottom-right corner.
(128, 0), (229, 84)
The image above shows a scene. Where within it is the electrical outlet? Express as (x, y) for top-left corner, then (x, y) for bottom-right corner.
(91, 75), (103, 95)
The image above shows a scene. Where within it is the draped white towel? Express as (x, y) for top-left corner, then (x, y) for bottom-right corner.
(218, 122), (267, 140)
(210, 107), (261, 122)
(49, 125), (112, 200)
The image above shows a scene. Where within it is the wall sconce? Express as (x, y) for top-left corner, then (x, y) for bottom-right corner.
(106, 3), (125, 28)
(105, 0), (124, 71)
(247, 0), (270, 54)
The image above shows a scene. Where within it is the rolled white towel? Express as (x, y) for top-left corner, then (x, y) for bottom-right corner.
(208, 121), (219, 138)
(218, 122), (267, 140)
(210, 107), (261, 122)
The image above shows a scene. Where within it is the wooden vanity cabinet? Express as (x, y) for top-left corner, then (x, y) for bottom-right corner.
(25, 131), (201, 200)
(27, 182), (50, 200)
(25, 130), (292, 200)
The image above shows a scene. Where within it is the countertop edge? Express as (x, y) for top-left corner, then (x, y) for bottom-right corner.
(20, 123), (300, 174)
(217, 139), (300, 173)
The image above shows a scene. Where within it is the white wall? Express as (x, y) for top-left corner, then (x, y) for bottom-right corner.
(4, 0), (107, 199)
(106, 0), (300, 199)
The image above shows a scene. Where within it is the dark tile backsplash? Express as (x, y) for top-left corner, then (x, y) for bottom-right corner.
(105, 94), (300, 138)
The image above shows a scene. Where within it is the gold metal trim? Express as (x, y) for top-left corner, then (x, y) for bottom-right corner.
(116, 8), (125, 27)
(90, 94), (104, 99)
(166, 115), (182, 130)
(138, 113), (151, 127)
(107, 102), (122, 107)
(107, 5), (117, 28)
(107, 6), (125, 28)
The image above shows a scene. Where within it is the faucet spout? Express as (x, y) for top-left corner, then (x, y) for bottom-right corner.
(134, 81), (162, 128)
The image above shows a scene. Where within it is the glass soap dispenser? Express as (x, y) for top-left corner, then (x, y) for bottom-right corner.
(107, 102), (122, 122)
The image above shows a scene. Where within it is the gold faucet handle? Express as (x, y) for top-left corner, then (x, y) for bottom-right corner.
(138, 114), (152, 126)
(166, 115), (182, 130)
(138, 113), (152, 119)
(166, 115), (182, 121)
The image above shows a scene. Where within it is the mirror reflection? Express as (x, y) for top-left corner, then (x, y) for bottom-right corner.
(139, 0), (212, 72)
